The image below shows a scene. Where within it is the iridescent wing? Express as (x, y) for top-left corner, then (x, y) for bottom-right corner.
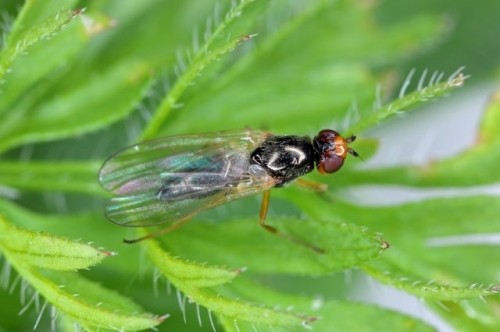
(99, 129), (276, 227)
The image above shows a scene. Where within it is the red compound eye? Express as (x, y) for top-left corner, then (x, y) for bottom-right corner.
(317, 153), (345, 174)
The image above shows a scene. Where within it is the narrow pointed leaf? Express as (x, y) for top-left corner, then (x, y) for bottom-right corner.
(0, 160), (102, 195)
(161, 217), (387, 275)
(342, 89), (500, 187)
(0, 60), (151, 152)
(0, 216), (111, 271)
(0, 8), (83, 79)
(217, 277), (435, 331)
(0, 216), (162, 331)
(364, 253), (500, 301)
(144, 234), (317, 328)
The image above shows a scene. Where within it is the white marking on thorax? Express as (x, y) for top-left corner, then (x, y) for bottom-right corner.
(284, 146), (306, 165)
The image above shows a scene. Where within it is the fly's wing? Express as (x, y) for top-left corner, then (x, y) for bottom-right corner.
(99, 129), (275, 227)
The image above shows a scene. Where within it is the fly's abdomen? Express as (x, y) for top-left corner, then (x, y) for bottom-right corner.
(157, 153), (249, 201)
(157, 172), (229, 200)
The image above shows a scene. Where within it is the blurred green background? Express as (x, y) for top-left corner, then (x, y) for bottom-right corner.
(0, 0), (499, 331)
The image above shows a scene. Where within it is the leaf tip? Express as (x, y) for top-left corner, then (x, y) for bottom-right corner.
(235, 266), (247, 274)
(240, 33), (258, 41)
(380, 240), (390, 250)
(72, 8), (86, 17)
(79, 10), (118, 37)
(302, 316), (320, 330)
(158, 313), (170, 322)
(450, 73), (465, 87)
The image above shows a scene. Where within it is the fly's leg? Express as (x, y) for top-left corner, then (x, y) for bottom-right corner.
(294, 178), (328, 193)
(259, 190), (325, 254)
(259, 189), (271, 225)
(123, 217), (190, 244)
(295, 178), (335, 204)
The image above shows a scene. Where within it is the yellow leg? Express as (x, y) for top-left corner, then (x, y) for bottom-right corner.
(123, 217), (190, 244)
(295, 178), (328, 193)
(258, 190), (325, 254)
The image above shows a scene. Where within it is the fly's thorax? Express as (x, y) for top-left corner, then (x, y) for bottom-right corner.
(249, 135), (315, 186)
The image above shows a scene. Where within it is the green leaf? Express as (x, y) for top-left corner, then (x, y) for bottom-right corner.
(281, 186), (500, 285)
(347, 70), (465, 134)
(159, 217), (387, 275)
(0, 199), (147, 275)
(144, 234), (317, 328)
(0, 14), (84, 116)
(355, 196), (500, 286)
(5, 1), (80, 44)
(12, 266), (163, 331)
(216, 277), (435, 332)
(427, 299), (500, 332)
(141, 0), (264, 140)
(0, 59), (151, 152)
(0, 213), (162, 331)
(272, 181), (500, 326)
(337, 89), (500, 187)
(0, 7), (83, 79)
(139, 216), (386, 328)
(158, 0), (447, 136)
(0, 216), (112, 271)
(364, 253), (500, 301)
(0, 160), (102, 195)
(42, 271), (165, 329)
(145, 236), (242, 288)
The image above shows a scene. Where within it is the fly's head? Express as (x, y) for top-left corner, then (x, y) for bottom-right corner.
(313, 129), (360, 174)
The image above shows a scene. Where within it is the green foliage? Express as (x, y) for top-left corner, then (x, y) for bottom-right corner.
(0, 0), (499, 331)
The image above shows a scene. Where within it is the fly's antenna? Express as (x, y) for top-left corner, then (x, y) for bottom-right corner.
(346, 134), (366, 164)
(348, 148), (366, 164)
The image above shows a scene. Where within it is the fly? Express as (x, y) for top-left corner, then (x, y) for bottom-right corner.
(99, 129), (360, 253)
